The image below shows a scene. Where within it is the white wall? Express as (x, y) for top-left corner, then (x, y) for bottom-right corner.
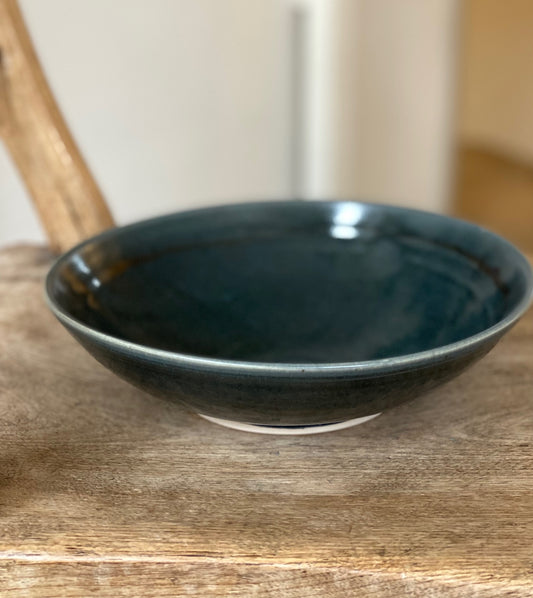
(355, 0), (459, 210)
(1, 0), (292, 245)
(0, 0), (458, 247)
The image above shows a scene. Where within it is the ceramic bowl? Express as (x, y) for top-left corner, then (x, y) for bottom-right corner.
(45, 201), (533, 434)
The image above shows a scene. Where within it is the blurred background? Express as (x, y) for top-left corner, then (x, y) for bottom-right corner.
(0, 0), (531, 252)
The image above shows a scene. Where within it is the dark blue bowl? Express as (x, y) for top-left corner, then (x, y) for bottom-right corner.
(45, 201), (533, 434)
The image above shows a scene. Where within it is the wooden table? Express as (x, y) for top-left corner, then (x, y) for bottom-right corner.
(1, 245), (532, 597)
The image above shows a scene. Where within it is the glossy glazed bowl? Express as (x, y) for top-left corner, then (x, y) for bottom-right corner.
(46, 201), (533, 434)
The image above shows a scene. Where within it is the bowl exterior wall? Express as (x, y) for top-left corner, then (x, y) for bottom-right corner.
(68, 326), (499, 425)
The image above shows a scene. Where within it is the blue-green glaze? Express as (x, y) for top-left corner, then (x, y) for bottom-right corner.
(45, 201), (533, 426)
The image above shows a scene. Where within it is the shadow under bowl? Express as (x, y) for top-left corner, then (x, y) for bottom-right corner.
(45, 201), (533, 433)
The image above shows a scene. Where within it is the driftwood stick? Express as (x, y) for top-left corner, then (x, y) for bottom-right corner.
(0, 0), (114, 253)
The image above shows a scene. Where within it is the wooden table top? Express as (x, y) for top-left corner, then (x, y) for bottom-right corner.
(1, 245), (532, 597)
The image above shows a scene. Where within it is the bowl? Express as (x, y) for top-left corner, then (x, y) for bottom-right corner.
(45, 201), (533, 434)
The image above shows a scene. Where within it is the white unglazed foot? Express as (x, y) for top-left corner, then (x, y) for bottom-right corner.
(198, 412), (381, 435)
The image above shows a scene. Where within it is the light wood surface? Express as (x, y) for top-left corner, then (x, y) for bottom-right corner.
(0, 0), (114, 253)
(1, 245), (532, 597)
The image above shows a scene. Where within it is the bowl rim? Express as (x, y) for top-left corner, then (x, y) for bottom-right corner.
(45, 200), (533, 377)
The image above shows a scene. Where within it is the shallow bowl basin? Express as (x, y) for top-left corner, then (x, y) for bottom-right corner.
(45, 201), (533, 434)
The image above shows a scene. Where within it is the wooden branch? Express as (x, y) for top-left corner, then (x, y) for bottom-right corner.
(0, 0), (114, 253)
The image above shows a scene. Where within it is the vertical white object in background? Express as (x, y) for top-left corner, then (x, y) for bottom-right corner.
(287, 0), (459, 211)
(289, 0), (336, 198)
(287, 0), (358, 199)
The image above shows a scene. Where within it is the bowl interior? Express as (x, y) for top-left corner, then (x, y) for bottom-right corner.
(48, 202), (531, 364)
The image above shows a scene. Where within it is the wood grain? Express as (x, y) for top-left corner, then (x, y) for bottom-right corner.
(0, 0), (114, 253)
(0, 245), (532, 597)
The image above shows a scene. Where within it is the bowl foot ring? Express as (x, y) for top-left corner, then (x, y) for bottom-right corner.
(198, 412), (381, 435)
